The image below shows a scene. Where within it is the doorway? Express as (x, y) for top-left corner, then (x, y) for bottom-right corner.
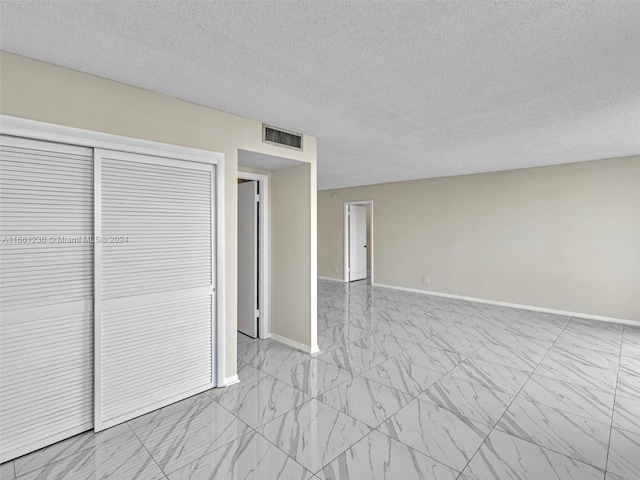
(344, 200), (374, 283)
(237, 172), (270, 339)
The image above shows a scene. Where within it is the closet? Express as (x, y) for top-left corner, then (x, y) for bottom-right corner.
(0, 120), (222, 462)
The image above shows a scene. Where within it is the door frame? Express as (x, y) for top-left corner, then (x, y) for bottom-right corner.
(343, 200), (374, 283)
(238, 171), (270, 339)
(0, 114), (227, 394)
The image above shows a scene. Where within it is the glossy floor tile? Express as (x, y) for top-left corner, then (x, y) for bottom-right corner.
(129, 395), (252, 473)
(462, 429), (605, 480)
(361, 356), (444, 396)
(316, 333), (348, 353)
(319, 324), (372, 343)
(316, 343), (388, 374)
(490, 329), (554, 354)
(238, 339), (311, 375)
(606, 428), (640, 480)
(396, 343), (464, 373)
(420, 375), (513, 427)
(549, 343), (620, 370)
(259, 399), (371, 473)
(318, 430), (459, 480)
(18, 428), (165, 480)
(167, 431), (312, 480)
(504, 317), (565, 342)
(4, 279), (636, 480)
(12, 423), (133, 477)
(621, 339), (640, 359)
(0, 461), (14, 480)
(496, 398), (610, 468)
(612, 395), (640, 434)
(534, 349), (618, 393)
(378, 398), (491, 470)
(351, 332), (417, 357)
(518, 374), (615, 424)
(213, 375), (310, 428)
(450, 357), (530, 395)
(210, 362), (267, 400)
(318, 376), (413, 428)
(555, 328), (622, 355)
(421, 331), (486, 355)
(619, 355), (639, 377)
(275, 358), (353, 397)
(616, 371), (640, 399)
(471, 341), (545, 372)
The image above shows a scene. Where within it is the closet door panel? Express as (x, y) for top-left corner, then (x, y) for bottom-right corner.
(0, 135), (94, 463)
(95, 149), (215, 431)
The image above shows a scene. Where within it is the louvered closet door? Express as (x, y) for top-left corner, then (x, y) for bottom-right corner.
(0, 136), (94, 463)
(95, 149), (215, 431)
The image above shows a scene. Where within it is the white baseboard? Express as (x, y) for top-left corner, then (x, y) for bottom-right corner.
(372, 282), (638, 326)
(270, 333), (319, 354)
(222, 375), (239, 387)
(318, 276), (345, 282)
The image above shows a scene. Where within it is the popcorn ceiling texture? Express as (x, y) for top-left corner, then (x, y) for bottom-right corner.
(1, 1), (639, 189)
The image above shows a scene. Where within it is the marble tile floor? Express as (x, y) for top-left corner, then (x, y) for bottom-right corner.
(2, 279), (639, 479)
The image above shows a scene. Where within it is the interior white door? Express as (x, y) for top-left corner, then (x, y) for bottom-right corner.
(94, 148), (216, 431)
(348, 204), (367, 281)
(237, 180), (258, 338)
(0, 135), (94, 462)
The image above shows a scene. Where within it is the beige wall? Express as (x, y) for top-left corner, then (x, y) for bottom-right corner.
(272, 164), (317, 348)
(0, 51), (318, 380)
(238, 162), (318, 350)
(319, 157), (640, 321)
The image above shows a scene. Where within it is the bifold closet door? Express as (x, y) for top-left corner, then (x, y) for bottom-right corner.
(94, 149), (215, 431)
(0, 136), (94, 463)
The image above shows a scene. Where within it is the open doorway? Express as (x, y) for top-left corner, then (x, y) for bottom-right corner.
(237, 148), (315, 352)
(344, 200), (374, 283)
(237, 172), (269, 339)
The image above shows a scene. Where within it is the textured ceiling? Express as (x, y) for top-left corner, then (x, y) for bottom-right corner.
(1, 1), (639, 189)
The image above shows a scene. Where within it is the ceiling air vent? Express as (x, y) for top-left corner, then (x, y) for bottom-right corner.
(263, 124), (303, 151)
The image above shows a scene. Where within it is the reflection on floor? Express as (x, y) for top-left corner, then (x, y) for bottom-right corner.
(2, 278), (639, 479)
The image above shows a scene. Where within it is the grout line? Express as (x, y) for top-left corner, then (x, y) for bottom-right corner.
(318, 287), (626, 476)
(368, 396), (464, 474)
(453, 317), (576, 476)
(164, 430), (258, 478)
(603, 325), (624, 478)
(125, 422), (170, 480)
(250, 429), (315, 476)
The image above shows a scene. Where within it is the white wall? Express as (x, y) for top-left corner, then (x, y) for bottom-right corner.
(319, 157), (640, 321)
(0, 51), (318, 379)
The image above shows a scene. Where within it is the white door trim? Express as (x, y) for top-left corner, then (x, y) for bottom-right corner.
(238, 171), (270, 340)
(0, 114), (227, 391)
(343, 200), (374, 283)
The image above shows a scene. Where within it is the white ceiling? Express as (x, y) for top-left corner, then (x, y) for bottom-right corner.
(1, 1), (639, 190)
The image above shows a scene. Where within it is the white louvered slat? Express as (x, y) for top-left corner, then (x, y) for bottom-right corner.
(0, 135), (94, 463)
(95, 149), (215, 431)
